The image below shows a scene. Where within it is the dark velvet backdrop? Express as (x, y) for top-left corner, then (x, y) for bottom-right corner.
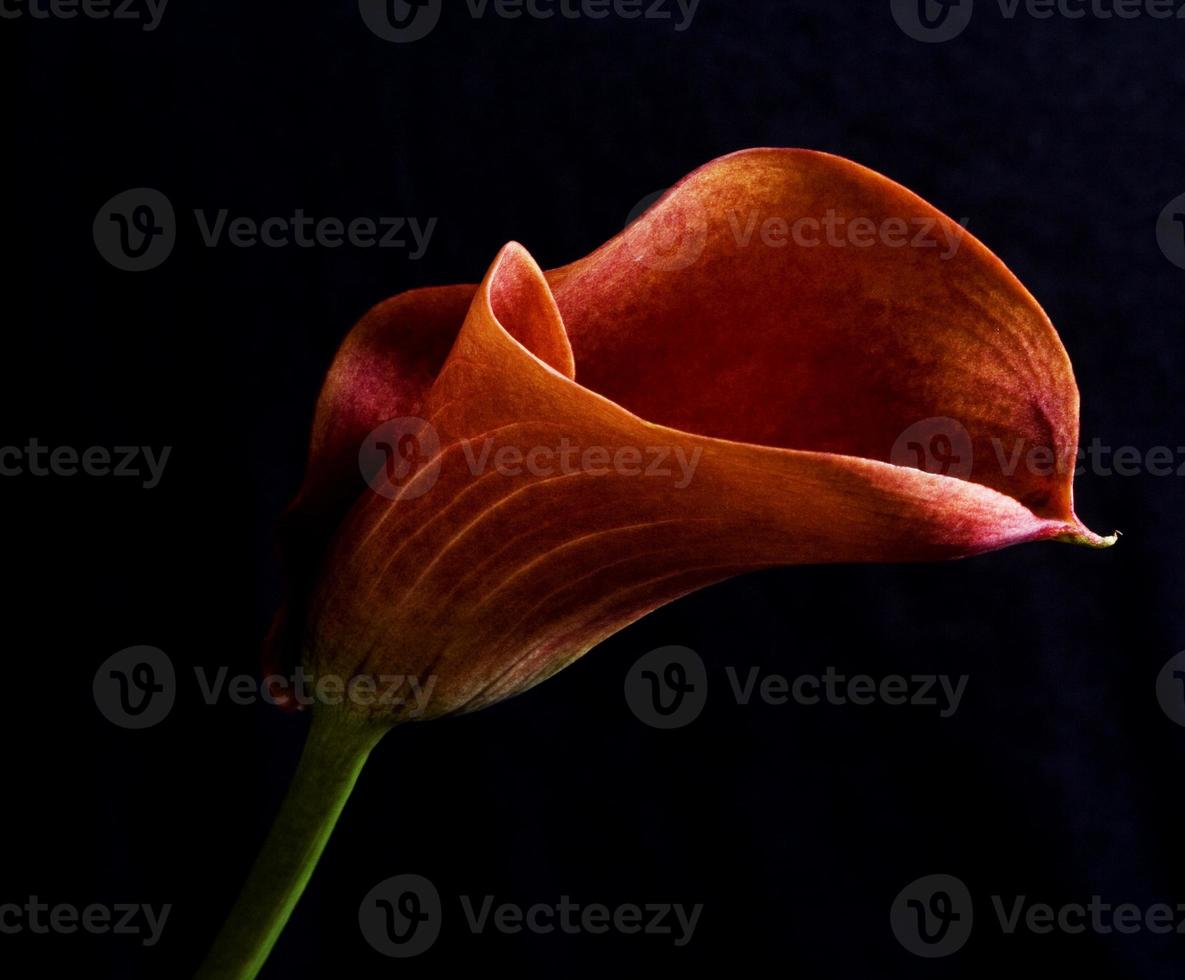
(3, 0), (1183, 976)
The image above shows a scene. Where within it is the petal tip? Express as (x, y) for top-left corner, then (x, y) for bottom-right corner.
(1054, 524), (1121, 549)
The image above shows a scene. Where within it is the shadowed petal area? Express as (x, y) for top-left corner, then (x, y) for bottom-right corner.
(263, 284), (475, 694)
(303, 243), (1104, 721)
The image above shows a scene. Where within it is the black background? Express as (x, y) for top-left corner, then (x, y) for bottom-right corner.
(3, 0), (1184, 976)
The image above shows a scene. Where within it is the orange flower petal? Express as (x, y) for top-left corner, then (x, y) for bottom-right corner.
(266, 149), (1114, 716)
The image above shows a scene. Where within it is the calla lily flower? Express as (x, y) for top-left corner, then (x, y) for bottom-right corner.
(197, 148), (1113, 979)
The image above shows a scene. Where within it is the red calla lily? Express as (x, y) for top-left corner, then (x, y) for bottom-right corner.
(199, 148), (1113, 979)
(266, 147), (1112, 720)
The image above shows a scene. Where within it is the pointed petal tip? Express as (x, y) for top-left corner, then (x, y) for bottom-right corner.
(1054, 523), (1121, 549)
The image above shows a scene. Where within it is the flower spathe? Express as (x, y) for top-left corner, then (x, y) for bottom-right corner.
(267, 148), (1114, 723)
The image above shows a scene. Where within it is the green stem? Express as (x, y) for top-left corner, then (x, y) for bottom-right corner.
(195, 707), (391, 980)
